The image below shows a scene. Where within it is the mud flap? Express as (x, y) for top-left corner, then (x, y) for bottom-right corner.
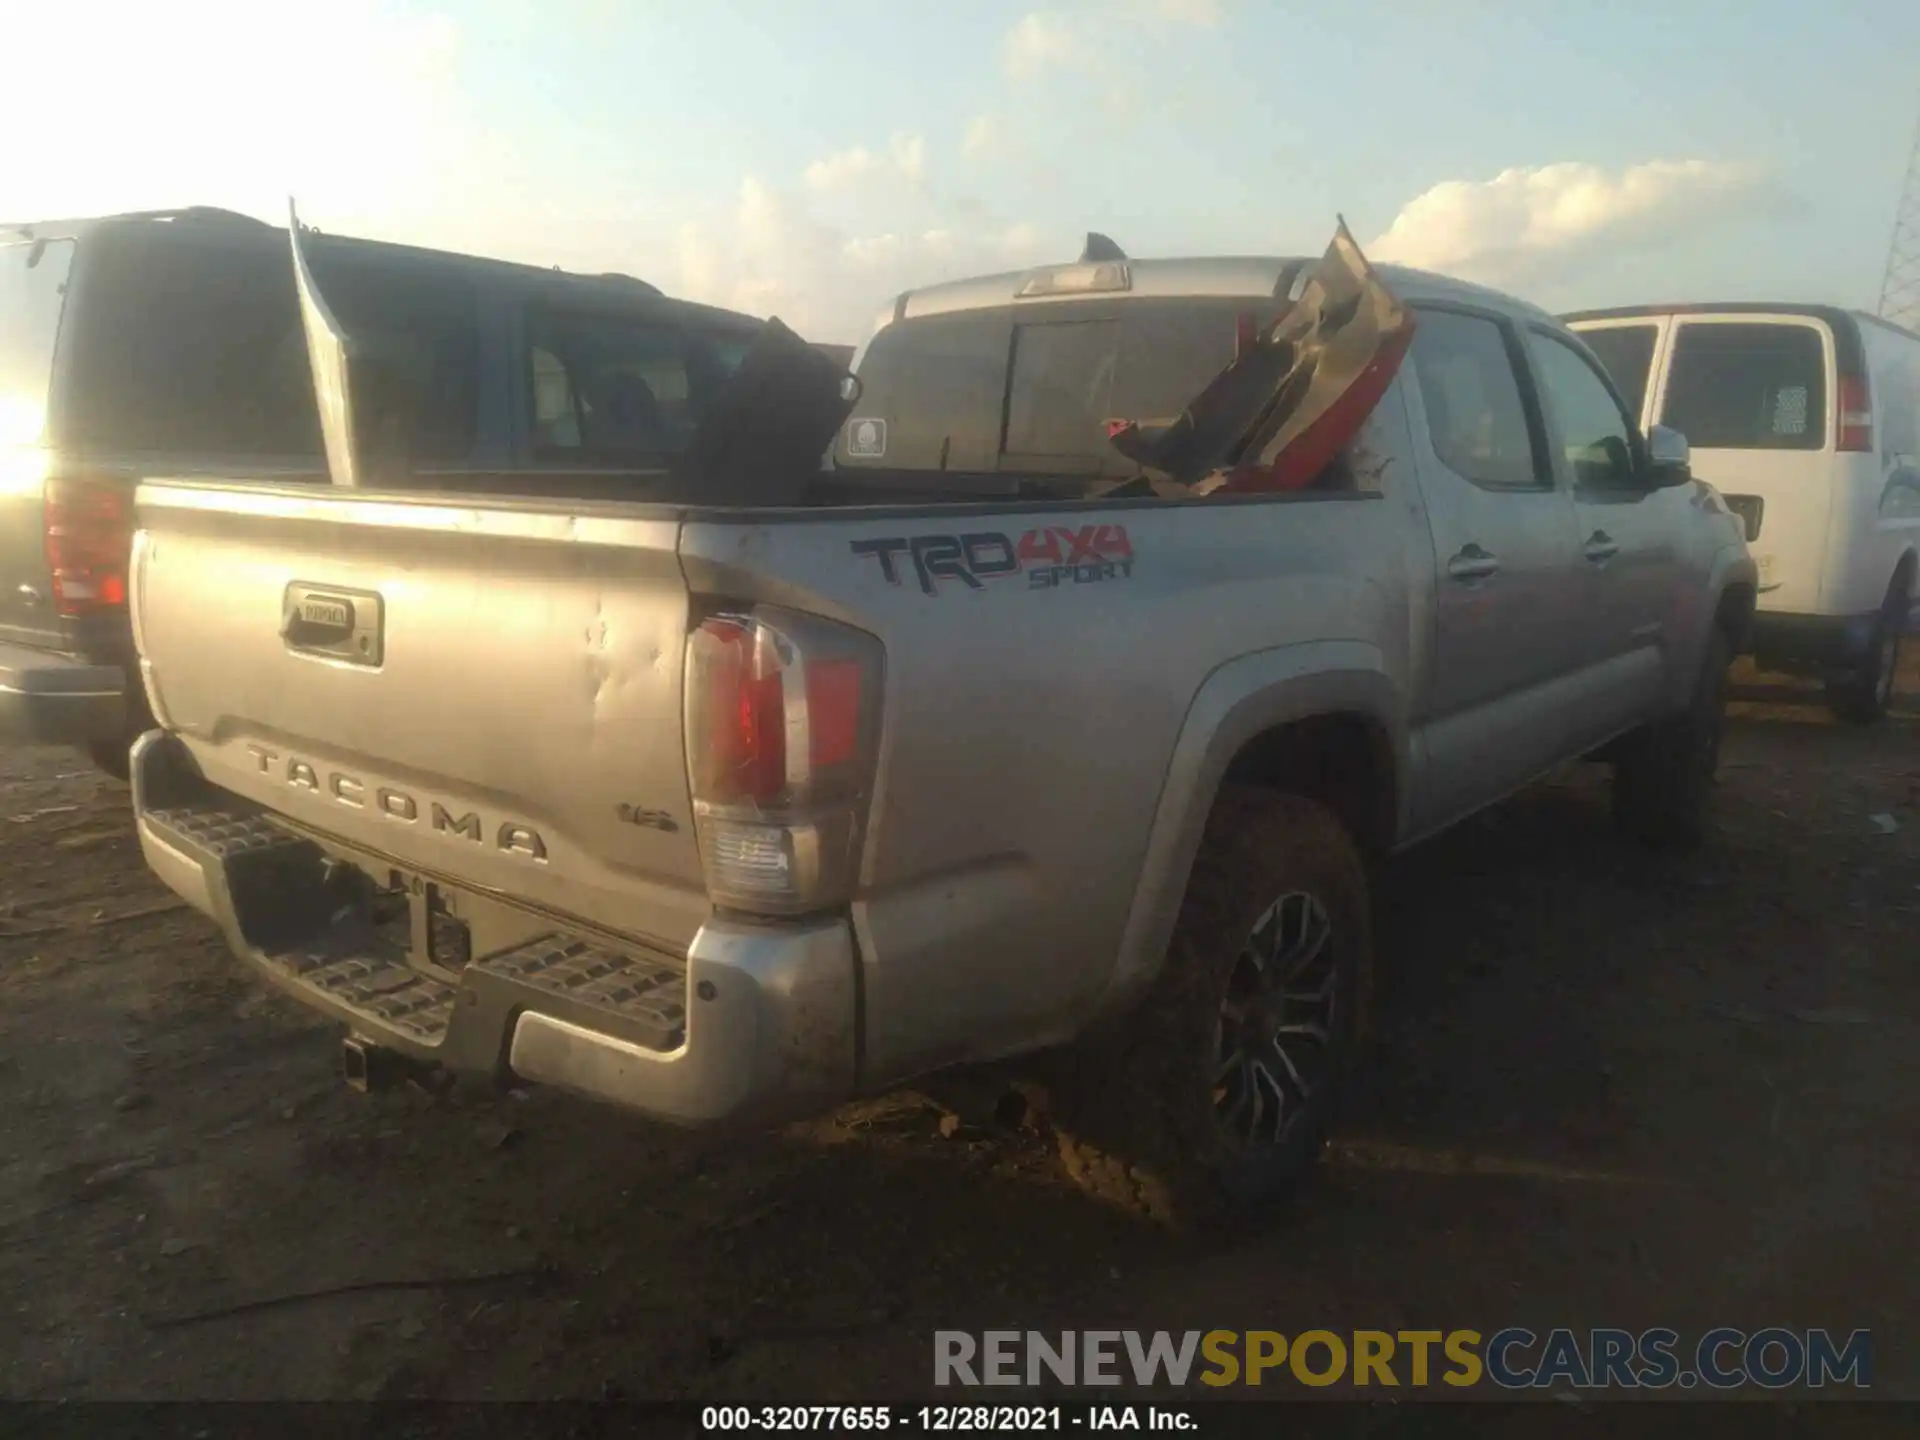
(1102, 219), (1415, 498)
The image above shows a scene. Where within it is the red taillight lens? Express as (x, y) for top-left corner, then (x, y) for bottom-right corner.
(685, 607), (883, 914)
(1837, 374), (1873, 453)
(44, 476), (132, 617)
(693, 617), (789, 804)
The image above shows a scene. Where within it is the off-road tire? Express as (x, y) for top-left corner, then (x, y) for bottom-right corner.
(1050, 789), (1372, 1233)
(1612, 625), (1732, 847)
(1826, 580), (1908, 726)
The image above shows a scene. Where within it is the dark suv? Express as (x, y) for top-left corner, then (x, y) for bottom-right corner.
(0, 207), (765, 775)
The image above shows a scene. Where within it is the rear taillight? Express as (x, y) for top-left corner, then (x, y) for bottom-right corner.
(684, 606), (883, 915)
(43, 475), (132, 617)
(1837, 374), (1873, 453)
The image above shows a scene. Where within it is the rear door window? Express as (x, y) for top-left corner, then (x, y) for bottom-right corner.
(1575, 324), (1658, 422)
(0, 237), (75, 446)
(524, 306), (756, 462)
(1408, 307), (1547, 490)
(1659, 321), (1827, 451)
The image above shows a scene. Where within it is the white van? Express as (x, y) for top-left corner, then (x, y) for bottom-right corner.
(1565, 304), (1920, 722)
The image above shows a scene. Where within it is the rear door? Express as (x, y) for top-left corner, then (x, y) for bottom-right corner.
(0, 235), (77, 647)
(1649, 314), (1834, 610)
(1400, 303), (1589, 833)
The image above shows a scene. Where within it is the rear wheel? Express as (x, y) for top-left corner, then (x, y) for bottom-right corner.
(1613, 625), (1732, 848)
(1826, 579), (1908, 725)
(1050, 790), (1371, 1232)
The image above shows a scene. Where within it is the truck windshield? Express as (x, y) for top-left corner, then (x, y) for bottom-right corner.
(1659, 321), (1828, 451)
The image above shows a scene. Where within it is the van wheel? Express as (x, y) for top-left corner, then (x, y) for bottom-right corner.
(1613, 625), (1731, 848)
(1826, 580), (1908, 725)
(1050, 790), (1371, 1233)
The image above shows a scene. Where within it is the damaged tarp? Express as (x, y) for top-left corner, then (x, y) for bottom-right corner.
(1100, 219), (1416, 498)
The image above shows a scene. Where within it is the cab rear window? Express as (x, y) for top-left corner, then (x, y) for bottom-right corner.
(837, 299), (1279, 475)
(1659, 322), (1827, 451)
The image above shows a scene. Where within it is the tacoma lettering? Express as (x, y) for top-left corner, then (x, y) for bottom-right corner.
(240, 745), (546, 861)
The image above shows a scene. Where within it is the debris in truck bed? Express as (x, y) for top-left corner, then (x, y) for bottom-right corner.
(667, 317), (857, 507)
(1102, 219), (1415, 499)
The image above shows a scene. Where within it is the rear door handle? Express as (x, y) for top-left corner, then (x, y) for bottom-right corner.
(1583, 531), (1620, 564)
(1446, 544), (1500, 581)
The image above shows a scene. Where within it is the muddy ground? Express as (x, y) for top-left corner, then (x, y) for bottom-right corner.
(2, 657), (1917, 1408)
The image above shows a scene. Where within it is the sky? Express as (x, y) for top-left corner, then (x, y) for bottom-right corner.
(6, 0), (1919, 343)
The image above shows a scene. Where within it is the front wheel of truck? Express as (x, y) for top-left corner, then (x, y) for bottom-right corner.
(1051, 789), (1372, 1233)
(1611, 625), (1731, 848)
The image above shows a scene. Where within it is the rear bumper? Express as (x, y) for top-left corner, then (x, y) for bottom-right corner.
(0, 642), (126, 746)
(129, 730), (858, 1128)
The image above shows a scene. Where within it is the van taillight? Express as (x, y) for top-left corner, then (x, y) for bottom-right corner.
(1837, 374), (1873, 453)
(44, 476), (132, 617)
(684, 607), (883, 915)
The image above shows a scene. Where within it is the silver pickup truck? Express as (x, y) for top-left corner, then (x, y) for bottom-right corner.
(128, 243), (1755, 1228)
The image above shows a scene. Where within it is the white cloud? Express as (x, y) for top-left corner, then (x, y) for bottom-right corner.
(1367, 159), (1771, 286)
(672, 177), (1052, 342)
(962, 114), (997, 159)
(1003, 12), (1087, 80)
(805, 134), (927, 192)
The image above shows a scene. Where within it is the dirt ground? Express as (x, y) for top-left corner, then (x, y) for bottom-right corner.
(2, 656), (1917, 1406)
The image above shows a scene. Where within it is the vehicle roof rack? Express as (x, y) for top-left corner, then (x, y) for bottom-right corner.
(1080, 232), (1127, 263)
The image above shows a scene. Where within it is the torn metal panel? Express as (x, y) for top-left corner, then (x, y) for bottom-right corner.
(287, 199), (364, 489)
(1101, 219), (1416, 499)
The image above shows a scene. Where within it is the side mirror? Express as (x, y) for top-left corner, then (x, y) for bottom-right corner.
(1645, 424), (1692, 488)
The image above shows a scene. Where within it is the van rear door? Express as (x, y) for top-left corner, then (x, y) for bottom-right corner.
(1648, 314), (1835, 611)
(0, 235), (77, 649)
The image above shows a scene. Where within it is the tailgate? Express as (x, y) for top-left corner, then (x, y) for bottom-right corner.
(131, 481), (710, 951)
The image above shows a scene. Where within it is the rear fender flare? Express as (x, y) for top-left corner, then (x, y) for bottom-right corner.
(1088, 641), (1407, 1028)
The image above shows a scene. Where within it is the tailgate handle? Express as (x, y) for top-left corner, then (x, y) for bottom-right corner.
(282, 582), (384, 666)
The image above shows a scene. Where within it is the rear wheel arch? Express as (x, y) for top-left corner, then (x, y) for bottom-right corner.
(1097, 648), (1405, 1027)
(1219, 710), (1398, 863)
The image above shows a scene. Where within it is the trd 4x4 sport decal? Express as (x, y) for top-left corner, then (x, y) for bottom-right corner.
(850, 524), (1135, 595)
